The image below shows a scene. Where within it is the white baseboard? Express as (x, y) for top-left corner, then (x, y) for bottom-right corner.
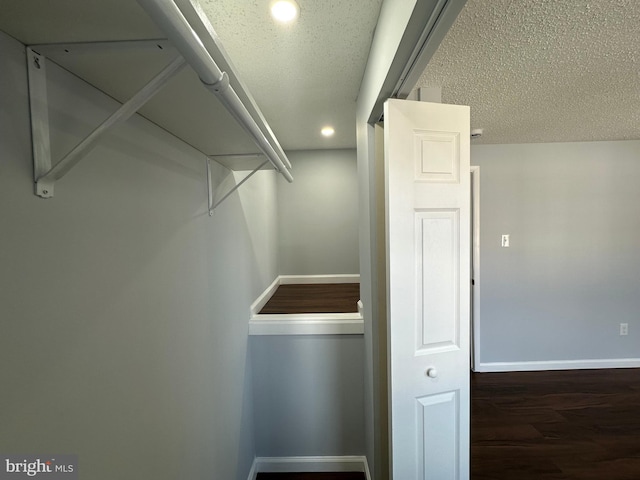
(246, 458), (258, 480)
(247, 456), (370, 480)
(476, 357), (640, 372)
(250, 276), (282, 316)
(279, 274), (360, 285)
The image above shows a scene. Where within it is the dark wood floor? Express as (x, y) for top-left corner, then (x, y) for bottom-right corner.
(259, 283), (360, 314)
(472, 368), (640, 480)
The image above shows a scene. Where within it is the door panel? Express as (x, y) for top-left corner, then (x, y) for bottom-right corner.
(416, 209), (460, 352)
(417, 391), (459, 478)
(384, 99), (470, 479)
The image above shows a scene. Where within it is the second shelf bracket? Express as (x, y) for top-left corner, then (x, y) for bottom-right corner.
(207, 158), (269, 215)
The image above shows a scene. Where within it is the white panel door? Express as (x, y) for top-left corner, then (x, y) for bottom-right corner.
(384, 99), (470, 479)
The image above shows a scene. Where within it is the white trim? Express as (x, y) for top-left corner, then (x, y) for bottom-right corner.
(476, 358), (640, 373)
(249, 275), (363, 336)
(246, 458), (258, 480)
(250, 276), (281, 315)
(279, 274), (361, 285)
(250, 303), (365, 334)
(470, 166), (481, 371)
(249, 456), (371, 480)
(249, 316), (364, 335)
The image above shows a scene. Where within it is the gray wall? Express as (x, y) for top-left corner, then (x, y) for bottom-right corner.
(473, 141), (640, 365)
(255, 153), (364, 458)
(251, 335), (365, 456)
(277, 149), (359, 275)
(0, 31), (278, 480)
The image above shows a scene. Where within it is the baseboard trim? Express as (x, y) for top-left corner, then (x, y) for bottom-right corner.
(248, 456), (371, 480)
(476, 358), (640, 372)
(246, 458), (259, 480)
(250, 276), (281, 316)
(279, 274), (360, 285)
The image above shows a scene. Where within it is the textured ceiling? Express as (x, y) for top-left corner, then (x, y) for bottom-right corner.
(417, 0), (640, 144)
(196, 0), (383, 150)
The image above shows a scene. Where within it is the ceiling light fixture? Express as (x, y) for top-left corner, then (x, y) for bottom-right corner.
(321, 126), (335, 137)
(270, 0), (299, 23)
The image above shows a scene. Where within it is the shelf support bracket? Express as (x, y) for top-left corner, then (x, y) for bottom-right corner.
(207, 158), (269, 214)
(26, 49), (187, 198)
(27, 48), (54, 197)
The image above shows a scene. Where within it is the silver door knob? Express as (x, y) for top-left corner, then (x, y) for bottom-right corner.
(426, 367), (438, 378)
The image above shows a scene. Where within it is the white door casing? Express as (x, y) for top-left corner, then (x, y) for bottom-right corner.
(384, 99), (470, 479)
(470, 166), (481, 372)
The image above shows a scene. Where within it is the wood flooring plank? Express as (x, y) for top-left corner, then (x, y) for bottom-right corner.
(473, 424), (544, 441)
(259, 283), (360, 314)
(472, 452), (567, 480)
(471, 368), (640, 480)
(557, 458), (640, 480)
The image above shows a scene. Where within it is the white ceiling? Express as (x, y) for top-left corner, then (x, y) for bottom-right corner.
(417, 0), (640, 144)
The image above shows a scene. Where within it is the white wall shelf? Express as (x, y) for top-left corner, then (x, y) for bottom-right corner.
(23, 0), (292, 200)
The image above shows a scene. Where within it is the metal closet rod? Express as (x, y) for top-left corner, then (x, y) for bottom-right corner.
(136, 0), (293, 183)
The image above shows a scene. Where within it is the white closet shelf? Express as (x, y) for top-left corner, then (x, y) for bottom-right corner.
(17, 0), (293, 199)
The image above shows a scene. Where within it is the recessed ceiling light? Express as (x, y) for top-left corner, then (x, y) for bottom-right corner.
(321, 126), (335, 137)
(270, 0), (299, 23)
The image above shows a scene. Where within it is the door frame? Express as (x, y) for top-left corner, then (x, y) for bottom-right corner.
(470, 166), (481, 371)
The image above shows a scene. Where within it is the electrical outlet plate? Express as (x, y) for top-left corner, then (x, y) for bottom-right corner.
(620, 323), (629, 336)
